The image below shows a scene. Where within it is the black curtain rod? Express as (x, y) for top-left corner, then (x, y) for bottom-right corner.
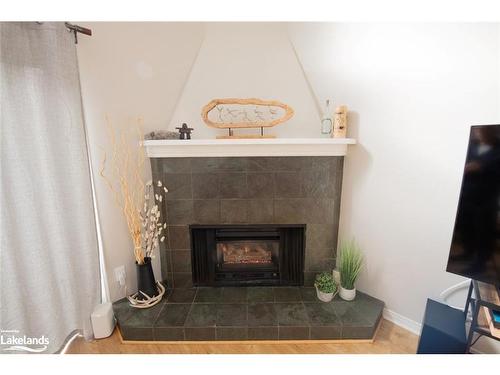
(65, 22), (92, 44)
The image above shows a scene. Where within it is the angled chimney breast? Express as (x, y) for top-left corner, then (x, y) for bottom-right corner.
(168, 23), (321, 139)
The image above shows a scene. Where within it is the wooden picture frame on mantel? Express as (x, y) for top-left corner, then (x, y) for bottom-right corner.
(201, 98), (294, 139)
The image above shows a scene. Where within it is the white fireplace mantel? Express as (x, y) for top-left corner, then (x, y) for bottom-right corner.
(143, 138), (356, 158)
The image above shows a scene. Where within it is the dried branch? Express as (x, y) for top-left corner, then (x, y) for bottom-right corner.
(99, 117), (167, 265)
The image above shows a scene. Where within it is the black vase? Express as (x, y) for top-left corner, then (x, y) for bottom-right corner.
(136, 257), (158, 298)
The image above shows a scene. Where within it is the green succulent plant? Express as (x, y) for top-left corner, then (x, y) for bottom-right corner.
(314, 272), (337, 294)
(338, 239), (363, 290)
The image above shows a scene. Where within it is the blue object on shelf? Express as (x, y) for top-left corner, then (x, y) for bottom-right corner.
(492, 310), (500, 321)
(417, 299), (467, 354)
(492, 309), (500, 328)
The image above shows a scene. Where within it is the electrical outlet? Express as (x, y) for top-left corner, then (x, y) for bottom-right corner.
(114, 265), (126, 286)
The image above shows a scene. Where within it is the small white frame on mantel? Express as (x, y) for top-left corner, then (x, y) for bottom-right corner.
(143, 138), (356, 158)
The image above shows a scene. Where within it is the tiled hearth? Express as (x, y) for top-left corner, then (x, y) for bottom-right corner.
(129, 155), (385, 343)
(113, 287), (384, 341)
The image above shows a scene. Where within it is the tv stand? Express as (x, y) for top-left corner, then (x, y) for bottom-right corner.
(464, 280), (500, 352)
(417, 299), (467, 353)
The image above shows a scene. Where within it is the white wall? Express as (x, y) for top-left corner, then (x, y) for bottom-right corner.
(289, 23), (500, 341)
(76, 22), (322, 302)
(77, 23), (500, 353)
(498, 25), (500, 112)
(76, 22), (204, 302)
(169, 23), (321, 138)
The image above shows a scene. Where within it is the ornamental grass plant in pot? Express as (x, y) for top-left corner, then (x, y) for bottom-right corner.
(338, 239), (363, 301)
(314, 272), (337, 302)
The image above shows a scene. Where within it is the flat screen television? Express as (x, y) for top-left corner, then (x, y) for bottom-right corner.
(446, 124), (500, 287)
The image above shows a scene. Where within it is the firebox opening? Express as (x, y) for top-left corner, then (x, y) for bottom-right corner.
(190, 224), (305, 287)
(218, 240), (278, 265)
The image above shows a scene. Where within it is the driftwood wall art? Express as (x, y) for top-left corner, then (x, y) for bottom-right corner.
(201, 98), (294, 139)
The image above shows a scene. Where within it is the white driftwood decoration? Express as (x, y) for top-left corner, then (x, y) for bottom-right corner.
(201, 98), (294, 138)
(127, 281), (166, 309)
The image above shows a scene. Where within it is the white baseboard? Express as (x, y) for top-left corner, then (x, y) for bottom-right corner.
(383, 308), (422, 336)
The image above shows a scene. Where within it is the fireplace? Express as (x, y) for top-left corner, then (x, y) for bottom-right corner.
(190, 224), (305, 286)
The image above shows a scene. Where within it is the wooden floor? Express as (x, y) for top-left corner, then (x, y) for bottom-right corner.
(67, 319), (418, 354)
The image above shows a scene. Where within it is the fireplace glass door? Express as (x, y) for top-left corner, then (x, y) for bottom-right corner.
(190, 225), (305, 286)
(217, 240), (279, 268)
(214, 228), (281, 284)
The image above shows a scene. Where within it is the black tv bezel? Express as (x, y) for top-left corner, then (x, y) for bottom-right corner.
(445, 124), (500, 287)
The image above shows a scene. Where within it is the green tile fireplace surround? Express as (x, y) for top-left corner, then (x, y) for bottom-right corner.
(150, 156), (344, 288)
(113, 156), (385, 342)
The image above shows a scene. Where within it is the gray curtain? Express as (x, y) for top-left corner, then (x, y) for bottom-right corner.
(0, 22), (100, 353)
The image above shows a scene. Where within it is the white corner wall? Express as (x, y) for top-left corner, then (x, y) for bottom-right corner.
(498, 25), (500, 112)
(289, 23), (500, 341)
(169, 23), (321, 138)
(76, 22), (204, 302)
(76, 23), (500, 353)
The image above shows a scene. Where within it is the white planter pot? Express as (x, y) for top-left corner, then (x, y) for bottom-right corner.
(315, 286), (334, 302)
(339, 286), (356, 301)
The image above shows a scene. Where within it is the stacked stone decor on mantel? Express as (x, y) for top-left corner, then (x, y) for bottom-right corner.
(150, 156), (344, 288)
